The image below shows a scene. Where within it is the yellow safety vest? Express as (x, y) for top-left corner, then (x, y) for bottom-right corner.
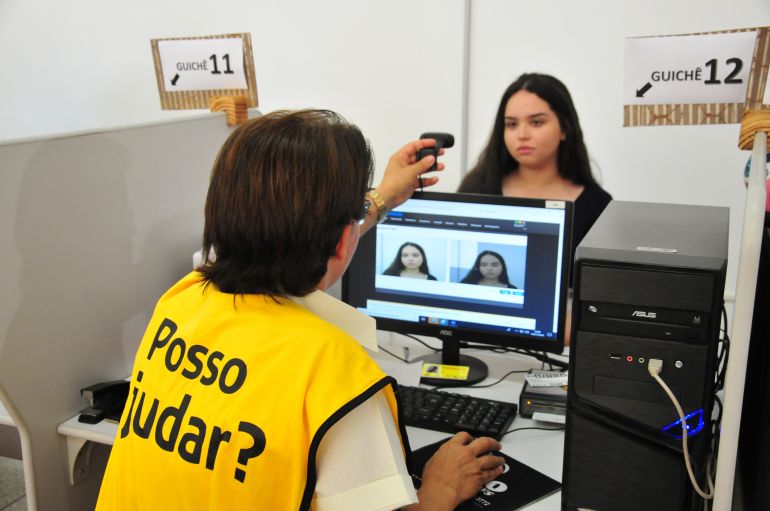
(97, 272), (405, 511)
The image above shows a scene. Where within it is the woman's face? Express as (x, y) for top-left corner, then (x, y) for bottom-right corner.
(400, 245), (423, 271)
(478, 254), (503, 281)
(503, 90), (564, 170)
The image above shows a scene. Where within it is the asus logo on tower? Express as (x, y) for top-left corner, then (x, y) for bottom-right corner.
(632, 310), (657, 319)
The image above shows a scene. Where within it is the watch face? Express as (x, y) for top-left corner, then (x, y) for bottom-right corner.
(359, 199), (372, 225)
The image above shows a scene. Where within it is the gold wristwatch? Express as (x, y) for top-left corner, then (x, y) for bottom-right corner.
(365, 189), (388, 223)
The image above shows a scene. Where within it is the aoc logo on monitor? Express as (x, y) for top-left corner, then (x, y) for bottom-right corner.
(439, 329), (454, 336)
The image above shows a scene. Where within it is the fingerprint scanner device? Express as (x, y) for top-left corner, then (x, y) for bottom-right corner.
(519, 370), (567, 422)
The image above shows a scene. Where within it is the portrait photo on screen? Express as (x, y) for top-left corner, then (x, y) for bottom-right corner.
(377, 236), (448, 282)
(452, 242), (526, 290)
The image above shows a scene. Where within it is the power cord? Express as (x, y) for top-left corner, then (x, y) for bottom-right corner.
(457, 369), (530, 389)
(389, 334), (570, 370)
(378, 344), (410, 363)
(379, 333), (442, 362)
(461, 342), (568, 370)
(502, 425), (565, 437)
(401, 333), (441, 352)
(647, 358), (714, 500)
(703, 301), (730, 501)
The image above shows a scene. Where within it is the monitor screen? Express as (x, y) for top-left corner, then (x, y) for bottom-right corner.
(343, 191), (573, 384)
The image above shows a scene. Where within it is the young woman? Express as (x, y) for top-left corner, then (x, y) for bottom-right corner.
(460, 250), (516, 288)
(458, 73), (612, 260)
(383, 242), (437, 280)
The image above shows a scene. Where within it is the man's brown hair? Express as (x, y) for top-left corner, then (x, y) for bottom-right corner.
(200, 109), (373, 296)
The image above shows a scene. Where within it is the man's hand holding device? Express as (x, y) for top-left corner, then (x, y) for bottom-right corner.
(364, 134), (453, 233)
(417, 132), (454, 191)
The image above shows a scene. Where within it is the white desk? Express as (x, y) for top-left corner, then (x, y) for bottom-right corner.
(373, 334), (566, 511)
(57, 333), (567, 509)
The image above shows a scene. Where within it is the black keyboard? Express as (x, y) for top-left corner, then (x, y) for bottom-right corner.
(397, 385), (517, 440)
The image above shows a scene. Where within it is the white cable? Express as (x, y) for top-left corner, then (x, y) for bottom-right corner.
(705, 454), (716, 509)
(648, 359), (714, 500)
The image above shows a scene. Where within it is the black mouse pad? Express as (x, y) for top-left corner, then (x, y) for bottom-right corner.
(409, 438), (561, 510)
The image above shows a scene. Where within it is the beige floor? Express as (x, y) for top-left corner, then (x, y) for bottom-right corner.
(0, 457), (26, 511)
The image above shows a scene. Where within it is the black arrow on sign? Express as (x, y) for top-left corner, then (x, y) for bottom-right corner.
(636, 82), (652, 98)
(171, 74), (180, 86)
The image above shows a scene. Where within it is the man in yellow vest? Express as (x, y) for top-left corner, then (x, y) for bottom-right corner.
(97, 109), (505, 511)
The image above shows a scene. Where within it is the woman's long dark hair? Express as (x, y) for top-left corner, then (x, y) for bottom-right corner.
(458, 73), (595, 194)
(460, 250), (513, 287)
(383, 242), (431, 276)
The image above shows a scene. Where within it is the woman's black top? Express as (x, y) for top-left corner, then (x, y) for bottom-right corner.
(572, 184), (613, 259)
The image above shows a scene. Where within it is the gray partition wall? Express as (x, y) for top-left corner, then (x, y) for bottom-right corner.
(0, 112), (242, 510)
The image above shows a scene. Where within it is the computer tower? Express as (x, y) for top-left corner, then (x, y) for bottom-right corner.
(563, 201), (728, 511)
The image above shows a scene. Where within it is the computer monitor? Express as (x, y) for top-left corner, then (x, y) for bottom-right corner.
(342, 191), (573, 386)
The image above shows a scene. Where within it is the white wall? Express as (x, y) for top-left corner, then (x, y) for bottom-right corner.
(3, 0), (768, 296)
(0, 0), (467, 188)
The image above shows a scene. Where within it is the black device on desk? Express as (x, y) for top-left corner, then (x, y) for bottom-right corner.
(519, 376), (567, 419)
(78, 380), (129, 424)
(397, 384), (517, 439)
(342, 191), (573, 387)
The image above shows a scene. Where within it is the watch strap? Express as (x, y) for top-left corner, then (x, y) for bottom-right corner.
(365, 190), (388, 223)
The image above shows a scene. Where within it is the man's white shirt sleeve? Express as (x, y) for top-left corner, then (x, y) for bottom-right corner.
(311, 389), (418, 511)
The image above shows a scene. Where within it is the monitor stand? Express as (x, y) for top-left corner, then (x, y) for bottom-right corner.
(414, 335), (488, 387)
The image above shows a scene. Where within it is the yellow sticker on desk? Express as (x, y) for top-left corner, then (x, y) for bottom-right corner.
(421, 363), (470, 381)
